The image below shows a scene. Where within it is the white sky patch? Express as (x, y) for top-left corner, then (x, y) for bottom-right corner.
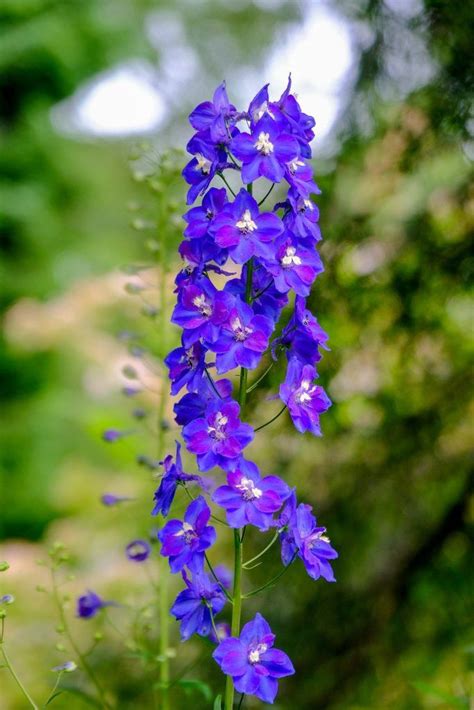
(51, 61), (166, 138)
(264, 5), (354, 139)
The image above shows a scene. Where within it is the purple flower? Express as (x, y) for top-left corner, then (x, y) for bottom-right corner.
(171, 278), (233, 347)
(292, 504), (338, 581)
(213, 613), (295, 704)
(126, 539), (151, 562)
(100, 493), (134, 506)
(231, 115), (299, 184)
(272, 75), (316, 157)
(226, 262), (288, 322)
(183, 134), (228, 205)
(213, 460), (289, 530)
(274, 490), (298, 566)
(188, 82), (236, 144)
(182, 399), (254, 472)
(272, 296), (329, 365)
(211, 188), (283, 263)
(76, 590), (111, 619)
(171, 568), (226, 641)
(209, 299), (273, 373)
(283, 188), (321, 245)
(152, 441), (202, 517)
(209, 621), (231, 644)
(165, 342), (207, 396)
(261, 235), (324, 297)
(174, 377), (233, 427)
(214, 564), (232, 590)
(280, 358), (331, 436)
(102, 429), (125, 443)
(158, 496), (216, 573)
(183, 187), (228, 240)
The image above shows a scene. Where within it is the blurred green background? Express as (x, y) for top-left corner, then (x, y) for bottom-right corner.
(0, 0), (472, 708)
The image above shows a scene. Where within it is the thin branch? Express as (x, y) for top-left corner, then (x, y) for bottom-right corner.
(243, 532), (279, 569)
(254, 404), (287, 433)
(218, 172), (236, 197)
(258, 183), (275, 206)
(243, 553), (298, 598)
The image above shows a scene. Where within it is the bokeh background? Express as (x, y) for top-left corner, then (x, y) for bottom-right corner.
(0, 1), (472, 708)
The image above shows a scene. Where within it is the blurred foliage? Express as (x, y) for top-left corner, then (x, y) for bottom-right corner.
(0, 0), (472, 709)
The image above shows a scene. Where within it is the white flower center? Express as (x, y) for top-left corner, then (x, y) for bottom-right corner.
(309, 530), (331, 549)
(184, 347), (197, 367)
(288, 158), (305, 174)
(254, 132), (274, 155)
(192, 294), (212, 316)
(237, 477), (263, 501)
(207, 412), (228, 441)
(195, 153), (212, 174)
(281, 246), (302, 268)
(231, 317), (253, 342)
(248, 643), (268, 664)
(176, 521), (197, 544)
(236, 209), (257, 234)
(295, 379), (316, 404)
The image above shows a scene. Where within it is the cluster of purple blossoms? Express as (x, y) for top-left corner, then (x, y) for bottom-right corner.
(153, 78), (338, 705)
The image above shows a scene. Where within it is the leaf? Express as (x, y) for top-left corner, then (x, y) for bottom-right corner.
(412, 681), (469, 708)
(45, 690), (64, 706)
(214, 694), (223, 710)
(177, 678), (212, 701)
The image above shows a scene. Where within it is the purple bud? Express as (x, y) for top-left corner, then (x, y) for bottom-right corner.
(126, 539), (151, 562)
(100, 493), (133, 506)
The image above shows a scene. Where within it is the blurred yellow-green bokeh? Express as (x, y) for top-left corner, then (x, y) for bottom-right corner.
(0, 1), (472, 708)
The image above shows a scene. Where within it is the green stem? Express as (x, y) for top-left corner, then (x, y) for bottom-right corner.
(50, 569), (110, 708)
(246, 360), (275, 394)
(243, 553), (298, 598)
(0, 619), (39, 710)
(225, 529), (243, 710)
(226, 218), (254, 708)
(242, 531), (279, 569)
(44, 670), (63, 707)
(156, 191), (170, 710)
(219, 172), (237, 197)
(257, 182), (275, 206)
(254, 404), (287, 433)
(204, 553), (233, 603)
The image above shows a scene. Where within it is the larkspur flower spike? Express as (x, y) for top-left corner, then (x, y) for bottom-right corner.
(156, 78), (338, 705)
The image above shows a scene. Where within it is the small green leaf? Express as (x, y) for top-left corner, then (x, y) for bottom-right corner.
(45, 690), (64, 706)
(214, 694), (223, 710)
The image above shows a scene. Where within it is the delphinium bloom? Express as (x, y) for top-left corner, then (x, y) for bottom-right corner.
(153, 78), (338, 706)
(231, 115), (299, 183)
(152, 441), (203, 517)
(213, 613), (295, 703)
(125, 539), (151, 562)
(261, 235), (324, 297)
(280, 358), (332, 435)
(272, 295), (329, 365)
(171, 278), (232, 347)
(290, 504), (338, 582)
(171, 568), (226, 641)
(165, 342), (207, 396)
(213, 460), (289, 530)
(158, 495), (216, 573)
(209, 299), (274, 373)
(211, 188), (283, 263)
(100, 493), (134, 506)
(182, 399), (254, 471)
(188, 81), (236, 144)
(76, 590), (112, 619)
